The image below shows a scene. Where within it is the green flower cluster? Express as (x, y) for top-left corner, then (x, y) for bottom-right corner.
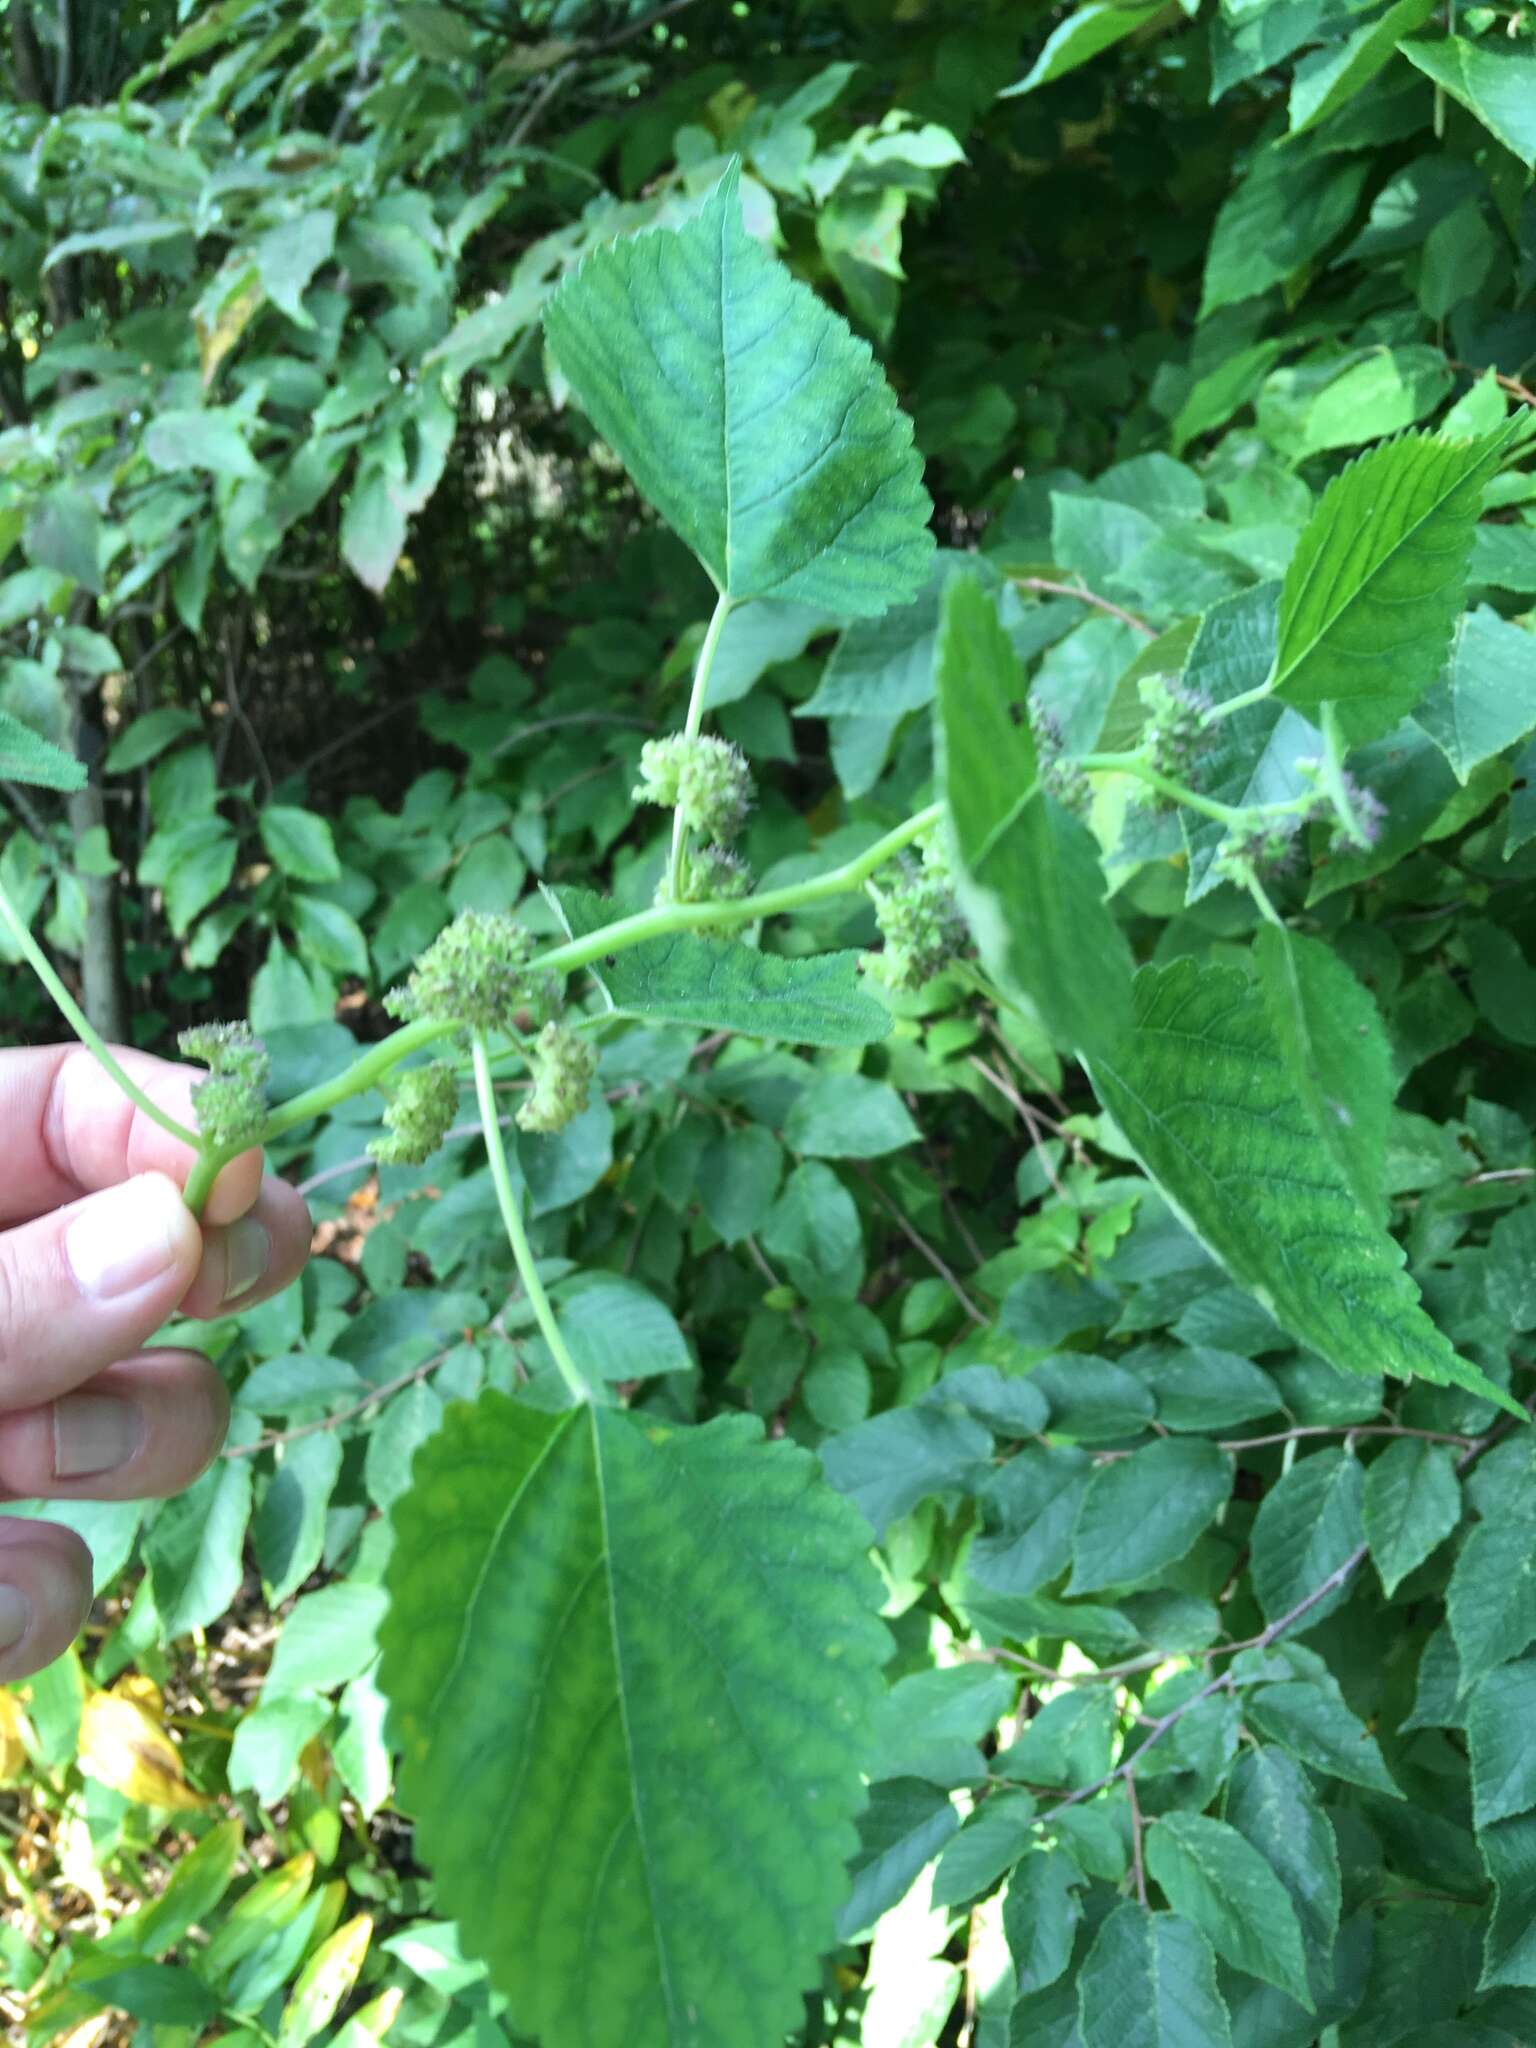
(384, 912), (560, 1037)
(634, 734), (754, 843)
(178, 1021), (270, 1150)
(865, 840), (969, 993)
(371, 1061), (461, 1166)
(516, 1021), (600, 1135)
(1028, 703), (1090, 811)
(1138, 675), (1214, 792)
(661, 842), (754, 906)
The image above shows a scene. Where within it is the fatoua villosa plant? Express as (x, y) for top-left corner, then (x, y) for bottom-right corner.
(2, 161), (1533, 2048)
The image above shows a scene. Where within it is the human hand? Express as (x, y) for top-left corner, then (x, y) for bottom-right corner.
(0, 1043), (311, 1680)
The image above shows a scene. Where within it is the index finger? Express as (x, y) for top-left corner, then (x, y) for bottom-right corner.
(0, 1044), (264, 1229)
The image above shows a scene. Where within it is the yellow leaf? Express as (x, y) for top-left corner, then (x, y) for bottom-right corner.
(349, 1987), (404, 2041)
(0, 1687), (35, 1781)
(280, 1914), (374, 2048)
(195, 263), (265, 388)
(77, 1691), (206, 1811)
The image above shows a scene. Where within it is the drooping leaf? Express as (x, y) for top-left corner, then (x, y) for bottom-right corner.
(1076, 1902), (1233, 2048)
(542, 164), (933, 614)
(1002, 2), (1172, 96)
(1249, 1450), (1365, 1628)
(1245, 1680), (1401, 1795)
(1201, 143), (1370, 316)
(1089, 961), (1521, 1413)
(1447, 1517), (1536, 1689)
(1269, 423), (1522, 745)
(1477, 1813), (1536, 1991)
(1224, 1748), (1341, 1977)
(1467, 1659), (1536, 1829)
(380, 1394), (889, 2048)
(936, 573), (1133, 1059)
(1287, 0), (1437, 138)
(1004, 1851), (1085, 2000)
(554, 887), (890, 1046)
(1414, 607), (1536, 783)
(1144, 1812), (1313, 2009)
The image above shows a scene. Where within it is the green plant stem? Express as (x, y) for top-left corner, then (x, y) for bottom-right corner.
(0, 873), (201, 1150)
(541, 800), (943, 980)
(266, 1017), (454, 1142)
(668, 590), (734, 900)
(471, 1033), (588, 1406)
(1318, 701), (1371, 848)
(1245, 873), (1284, 927)
(1200, 676), (1275, 724)
(1079, 754), (1245, 827)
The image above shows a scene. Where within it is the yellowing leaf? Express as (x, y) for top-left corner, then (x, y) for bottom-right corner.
(280, 1914), (374, 2048)
(0, 1688), (35, 1781)
(77, 1689), (207, 1811)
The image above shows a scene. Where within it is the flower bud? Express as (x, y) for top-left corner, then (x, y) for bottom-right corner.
(370, 1061), (460, 1166)
(634, 734), (754, 844)
(384, 912), (561, 1038)
(178, 1021), (269, 1150)
(516, 1021), (600, 1135)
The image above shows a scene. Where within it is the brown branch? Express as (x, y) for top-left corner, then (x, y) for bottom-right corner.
(1012, 576), (1156, 638)
(854, 1167), (989, 1328)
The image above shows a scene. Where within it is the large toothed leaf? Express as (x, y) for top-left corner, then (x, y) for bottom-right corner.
(542, 164), (933, 615)
(380, 1393), (890, 2048)
(936, 573), (1133, 1059)
(1269, 423), (1522, 745)
(1088, 958), (1521, 1413)
(0, 708), (86, 792)
(553, 887), (890, 1046)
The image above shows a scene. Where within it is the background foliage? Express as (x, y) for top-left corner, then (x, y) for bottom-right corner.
(3, 0), (1536, 2045)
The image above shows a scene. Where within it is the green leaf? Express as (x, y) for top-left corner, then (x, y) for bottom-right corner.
(1447, 1518), (1536, 1689)
(867, 1665), (1013, 1787)
(1144, 1812), (1313, 2009)
(1250, 1450), (1364, 1628)
(784, 1073), (918, 1158)
(267, 1584), (387, 1698)
(228, 1695), (333, 1805)
(967, 1444), (1093, 1598)
(997, 1688), (1116, 1789)
(555, 1276), (690, 1382)
(1076, 1902), (1234, 2048)
(1270, 424), (1520, 746)
(1065, 1438), (1231, 1594)
(1402, 38), (1536, 167)
(143, 407), (262, 480)
(380, 1394), (889, 2048)
(144, 1458), (253, 1637)
(260, 805), (341, 883)
(1002, 1), (1171, 95)
(555, 889), (890, 1046)
(341, 470), (408, 594)
(285, 894), (370, 979)
(1201, 144), (1370, 316)
(1004, 1851), (1084, 1999)
(0, 707), (85, 792)
(1245, 1680), (1401, 1795)
(253, 209), (335, 325)
(697, 1124), (782, 1243)
(1468, 1659), (1536, 1828)
(1090, 962), (1519, 1413)
(543, 164), (933, 614)
(25, 487), (103, 592)
(1362, 1438), (1462, 1596)
(1286, 0), (1437, 137)
(1415, 607), (1536, 783)
(820, 1403), (992, 1539)
(1298, 346), (1453, 457)
(936, 574), (1133, 1059)
(839, 1781), (960, 1941)
(254, 1432), (342, 1608)
(931, 1788), (1040, 1907)
(1253, 925), (1393, 1224)
(104, 707), (201, 774)
(1478, 1813), (1536, 1991)
(1224, 1748), (1341, 1978)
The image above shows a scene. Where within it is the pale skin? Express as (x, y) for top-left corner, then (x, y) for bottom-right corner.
(0, 1045), (311, 1681)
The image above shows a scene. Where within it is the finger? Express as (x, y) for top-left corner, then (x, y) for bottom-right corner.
(0, 1044), (264, 1229)
(0, 1352), (229, 1501)
(178, 1175), (314, 1322)
(0, 1171), (203, 1411)
(0, 1519), (91, 1683)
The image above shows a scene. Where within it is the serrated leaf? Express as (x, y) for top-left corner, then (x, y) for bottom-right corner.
(1447, 1518), (1536, 1689)
(936, 573), (1133, 1059)
(1201, 143), (1370, 317)
(1225, 1748), (1341, 1974)
(967, 1444), (1093, 1598)
(1253, 925), (1393, 1224)
(820, 1402), (992, 1539)
(1145, 1812), (1313, 2009)
(380, 1394), (889, 2048)
(1362, 1438), (1462, 1596)
(543, 164), (933, 614)
(1065, 1438), (1231, 1594)
(1076, 1902), (1233, 2048)
(1269, 424), (1520, 745)
(1415, 607), (1536, 783)
(554, 887), (890, 1046)
(1478, 1813), (1536, 1991)
(1468, 1659), (1536, 1828)
(838, 1780), (960, 1941)
(0, 706), (86, 792)
(1250, 1450), (1364, 1628)
(1245, 1680), (1400, 1795)
(1089, 960), (1521, 1414)
(260, 805), (341, 883)
(784, 1073), (918, 1157)
(1287, 0), (1437, 137)
(1004, 1851), (1084, 1999)
(1402, 38), (1536, 167)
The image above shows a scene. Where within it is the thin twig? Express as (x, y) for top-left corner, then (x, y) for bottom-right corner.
(1126, 1770), (1148, 1908)
(854, 1167), (988, 1327)
(225, 1323), (507, 1458)
(968, 1055), (1068, 1200)
(1012, 576), (1156, 638)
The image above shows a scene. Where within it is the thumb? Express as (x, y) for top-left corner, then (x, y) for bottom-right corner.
(0, 1172), (203, 1411)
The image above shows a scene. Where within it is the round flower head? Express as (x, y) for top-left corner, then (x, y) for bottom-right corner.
(657, 843), (754, 907)
(1028, 702), (1090, 812)
(370, 1060), (460, 1167)
(1138, 674), (1214, 790)
(178, 1021), (269, 1150)
(865, 844), (969, 994)
(634, 734), (754, 844)
(384, 911), (560, 1038)
(516, 1020), (600, 1135)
